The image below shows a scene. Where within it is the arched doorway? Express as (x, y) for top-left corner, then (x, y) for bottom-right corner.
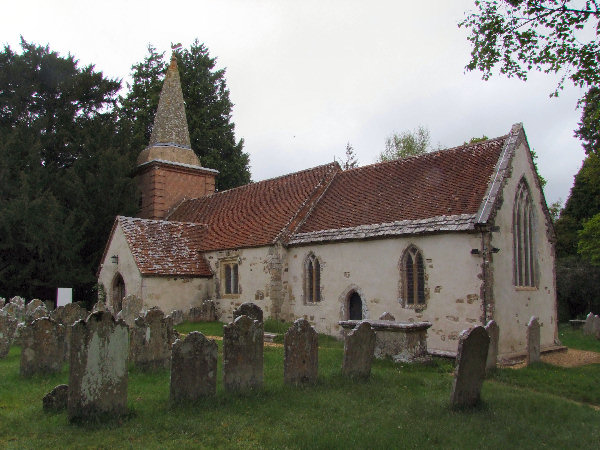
(348, 291), (363, 320)
(112, 273), (125, 313)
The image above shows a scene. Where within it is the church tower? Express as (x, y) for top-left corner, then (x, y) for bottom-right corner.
(135, 52), (217, 219)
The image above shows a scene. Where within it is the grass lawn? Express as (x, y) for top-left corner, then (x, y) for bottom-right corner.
(0, 322), (599, 448)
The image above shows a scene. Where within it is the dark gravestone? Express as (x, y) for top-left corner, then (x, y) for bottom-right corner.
(129, 307), (174, 371)
(170, 332), (217, 403)
(284, 318), (318, 385)
(0, 311), (18, 358)
(223, 315), (263, 392)
(450, 326), (489, 409)
(485, 320), (499, 372)
(526, 316), (541, 365)
(68, 311), (129, 422)
(342, 322), (376, 379)
(233, 302), (263, 323)
(43, 384), (68, 412)
(20, 318), (65, 377)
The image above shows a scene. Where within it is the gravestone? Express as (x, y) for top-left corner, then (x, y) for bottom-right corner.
(342, 322), (376, 379)
(170, 309), (184, 326)
(223, 315), (263, 392)
(3, 301), (24, 322)
(0, 297), (5, 308)
(68, 311), (129, 421)
(129, 307), (174, 371)
(233, 302), (263, 323)
(284, 318), (318, 385)
(117, 294), (144, 327)
(378, 312), (396, 321)
(25, 299), (45, 317)
(188, 300), (218, 322)
(593, 315), (600, 339)
(27, 305), (49, 323)
(51, 302), (88, 358)
(92, 301), (107, 313)
(43, 384), (68, 412)
(450, 326), (489, 408)
(526, 316), (541, 365)
(583, 312), (595, 335)
(20, 318), (65, 377)
(0, 311), (18, 358)
(9, 296), (25, 309)
(170, 332), (217, 403)
(485, 320), (499, 372)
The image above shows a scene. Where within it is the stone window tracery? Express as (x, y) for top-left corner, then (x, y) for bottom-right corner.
(401, 245), (426, 307)
(513, 178), (537, 288)
(222, 261), (239, 295)
(304, 253), (321, 304)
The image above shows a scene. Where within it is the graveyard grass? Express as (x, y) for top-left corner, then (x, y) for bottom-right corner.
(0, 323), (599, 448)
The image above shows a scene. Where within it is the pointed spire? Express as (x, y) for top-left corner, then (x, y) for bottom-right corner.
(148, 52), (191, 149)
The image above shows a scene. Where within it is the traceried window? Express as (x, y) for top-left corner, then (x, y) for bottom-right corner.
(401, 245), (426, 306)
(513, 179), (537, 288)
(223, 262), (239, 295)
(304, 253), (321, 303)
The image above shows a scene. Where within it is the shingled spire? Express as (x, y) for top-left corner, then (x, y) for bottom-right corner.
(135, 49), (218, 220)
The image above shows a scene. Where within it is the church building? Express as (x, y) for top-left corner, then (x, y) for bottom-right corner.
(98, 53), (559, 359)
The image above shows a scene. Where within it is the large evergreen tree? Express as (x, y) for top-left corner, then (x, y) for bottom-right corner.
(0, 39), (138, 303)
(119, 41), (251, 191)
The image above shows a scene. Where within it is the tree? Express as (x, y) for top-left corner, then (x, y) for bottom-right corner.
(459, 1), (600, 93)
(378, 125), (431, 162)
(578, 212), (600, 265)
(342, 142), (359, 170)
(0, 39), (137, 303)
(119, 41), (251, 191)
(575, 86), (600, 155)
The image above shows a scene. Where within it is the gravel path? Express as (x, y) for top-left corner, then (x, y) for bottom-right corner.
(507, 348), (600, 369)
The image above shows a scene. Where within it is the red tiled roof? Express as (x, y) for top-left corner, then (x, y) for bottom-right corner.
(167, 163), (341, 251)
(118, 216), (212, 276)
(295, 137), (507, 234)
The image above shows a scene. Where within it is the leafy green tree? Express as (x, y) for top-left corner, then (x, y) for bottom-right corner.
(575, 86), (600, 155)
(378, 125), (431, 162)
(119, 40), (251, 191)
(0, 39), (137, 303)
(459, 1), (600, 92)
(578, 212), (600, 265)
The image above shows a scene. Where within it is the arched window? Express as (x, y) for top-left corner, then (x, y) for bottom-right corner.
(401, 245), (425, 306)
(513, 179), (536, 287)
(112, 273), (126, 313)
(304, 253), (321, 303)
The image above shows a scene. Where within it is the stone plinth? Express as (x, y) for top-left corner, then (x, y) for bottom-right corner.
(339, 320), (432, 363)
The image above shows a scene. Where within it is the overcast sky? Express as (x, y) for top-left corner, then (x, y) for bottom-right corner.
(3, 0), (588, 205)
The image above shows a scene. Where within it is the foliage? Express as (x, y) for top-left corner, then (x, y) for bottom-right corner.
(578, 212), (600, 264)
(342, 142), (359, 170)
(548, 199), (562, 222)
(459, 1), (600, 93)
(465, 135), (489, 144)
(2, 342), (600, 447)
(556, 256), (600, 319)
(575, 86), (600, 155)
(119, 41), (251, 191)
(0, 39), (138, 304)
(378, 125), (431, 162)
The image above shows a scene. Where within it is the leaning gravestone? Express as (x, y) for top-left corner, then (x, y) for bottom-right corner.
(342, 322), (376, 379)
(129, 307), (174, 371)
(450, 326), (489, 409)
(43, 384), (68, 412)
(233, 302), (263, 323)
(0, 311), (18, 358)
(284, 318), (318, 385)
(117, 294), (144, 327)
(20, 318), (65, 377)
(170, 332), (217, 403)
(223, 315), (264, 392)
(68, 311), (129, 421)
(526, 316), (541, 365)
(485, 320), (499, 372)
(583, 313), (595, 336)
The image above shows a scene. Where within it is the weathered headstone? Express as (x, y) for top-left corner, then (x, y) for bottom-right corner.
(129, 307), (174, 371)
(3, 301), (24, 322)
(20, 318), (65, 377)
(43, 384), (68, 412)
(169, 309), (184, 326)
(51, 302), (88, 358)
(378, 312), (396, 321)
(223, 315), (263, 392)
(583, 312), (595, 336)
(9, 296), (25, 309)
(26, 305), (49, 323)
(284, 318), (318, 385)
(233, 302), (263, 323)
(0, 311), (18, 358)
(0, 297), (5, 308)
(92, 300), (107, 313)
(342, 322), (376, 379)
(450, 326), (489, 408)
(188, 300), (218, 322)
(117, 294), (144, 327)
(593, 315), (600, 340)
(25, 299), (45, 317)
(526, 316), (541, 365)
(485, 320), (499, 372)
(170, 332), (217, 403)
(68, 311), (129, 421)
